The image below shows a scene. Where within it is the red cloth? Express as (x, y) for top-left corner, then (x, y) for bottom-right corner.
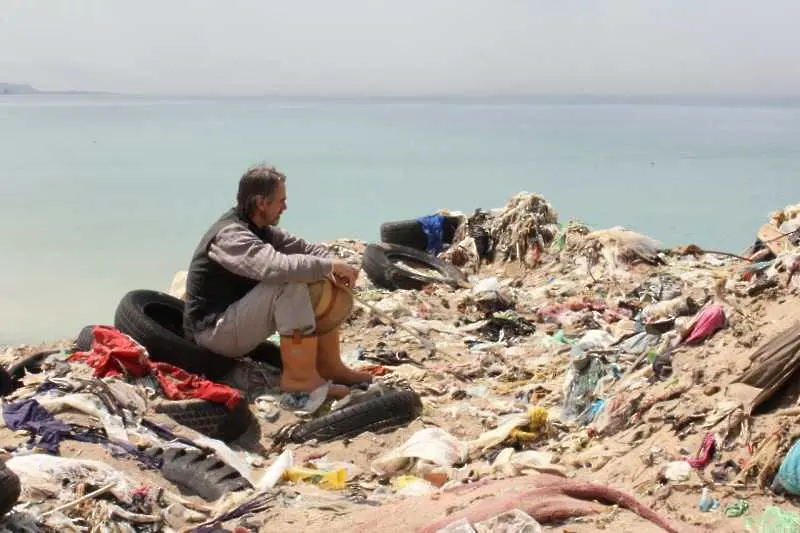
(69, 325), (241, 409)
(682, 304), (726, 345)
(355, 363), (389, 376)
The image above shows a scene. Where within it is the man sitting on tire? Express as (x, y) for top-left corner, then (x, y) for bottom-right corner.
(182, 163), (373, 399)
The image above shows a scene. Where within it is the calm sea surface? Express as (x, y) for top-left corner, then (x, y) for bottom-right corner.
(1, 94), (799, 344)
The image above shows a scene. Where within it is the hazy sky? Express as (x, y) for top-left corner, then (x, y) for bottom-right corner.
(2, 0), (799, 95)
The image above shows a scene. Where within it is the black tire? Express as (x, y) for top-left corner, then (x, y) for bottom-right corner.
(363, 242), (467, 291)
(380, 216), (462, 252)
(152, 397), (253, 442)
(0, 349), (59, 397)
(7, 349), (58, 381)
(0, 461), (21, 517)
(75, 323), (106, 352)
(0, 369), (13, 398)
(286, 389), (423, 443)
(113, 290), (281, 380)
(159, 447), (252, 502)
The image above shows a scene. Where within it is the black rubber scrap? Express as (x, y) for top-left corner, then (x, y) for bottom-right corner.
(159, 447), (252, 502)
(0, 461), (21, 517)
(153, 397), (253, 443)
(286, 389), (423, 444)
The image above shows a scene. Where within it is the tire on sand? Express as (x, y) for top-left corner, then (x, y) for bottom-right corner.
(152, 397), (253, 443)
(379, 216), (462, 251)
(363, 242), (467, 291)
(158, 447), (252, 502)
(285, 389), (423, 444)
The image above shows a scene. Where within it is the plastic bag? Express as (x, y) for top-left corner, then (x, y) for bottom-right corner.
(372, 428), (469, 476)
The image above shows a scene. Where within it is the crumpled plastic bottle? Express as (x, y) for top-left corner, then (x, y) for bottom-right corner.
(698, 487), (719, 512)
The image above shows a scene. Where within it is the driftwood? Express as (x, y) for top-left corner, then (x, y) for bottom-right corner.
(732, 322), (800, 414)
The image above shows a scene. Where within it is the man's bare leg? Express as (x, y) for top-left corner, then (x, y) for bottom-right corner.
(316, 327), (374, 386)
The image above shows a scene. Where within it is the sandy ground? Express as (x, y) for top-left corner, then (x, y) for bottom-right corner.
(2, 229), (799, 533)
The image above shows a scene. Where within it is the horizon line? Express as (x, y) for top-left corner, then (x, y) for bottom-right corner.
(6, 88), (800, 103)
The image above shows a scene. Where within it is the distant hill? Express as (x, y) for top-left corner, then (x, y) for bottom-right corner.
(0, 83), (37, 94)
(0, 83), (113, 95)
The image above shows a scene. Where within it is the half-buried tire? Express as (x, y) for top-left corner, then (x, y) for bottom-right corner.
(152, 397), (253, 443)
(285, 389), (423, 444)
(363, 242), (467, 291)
(74, 323), (106, 352)
(1, 349), (60, 397)
(0, 460), (21, 517)
(112, 290), (281, 380)
(159, 447), (252, 502)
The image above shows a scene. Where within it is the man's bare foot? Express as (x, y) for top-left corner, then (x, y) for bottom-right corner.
(319, 368), (374, 387)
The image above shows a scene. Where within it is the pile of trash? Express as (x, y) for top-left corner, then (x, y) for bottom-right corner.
(1, 192), (800, 533)
(443, 192), (561, 269)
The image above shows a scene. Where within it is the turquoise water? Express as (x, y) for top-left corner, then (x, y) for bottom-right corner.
(1, 94), (799, 344)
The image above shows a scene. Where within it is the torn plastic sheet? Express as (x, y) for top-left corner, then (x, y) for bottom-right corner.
(193, 434), (256, 485)
(5, 454), (136, 503)
(372, 427), (469, 476)
(35, 392), (129, 442)
(468, 412), (531, 457)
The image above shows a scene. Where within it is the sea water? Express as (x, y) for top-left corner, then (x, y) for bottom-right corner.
(1, 94), (799, 344)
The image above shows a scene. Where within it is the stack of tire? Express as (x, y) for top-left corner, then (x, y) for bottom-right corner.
(364, 215), (467, 291)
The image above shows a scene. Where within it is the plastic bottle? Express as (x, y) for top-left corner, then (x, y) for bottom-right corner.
(698, 487), (719, 512)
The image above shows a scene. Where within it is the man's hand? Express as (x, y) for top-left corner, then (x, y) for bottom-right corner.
(331, 260), (360, 289)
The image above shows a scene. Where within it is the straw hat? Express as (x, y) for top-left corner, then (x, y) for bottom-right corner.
(307, 278), (354, 334)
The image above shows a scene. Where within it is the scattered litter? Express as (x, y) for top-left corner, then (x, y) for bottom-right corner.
(1, 195), (799, 532)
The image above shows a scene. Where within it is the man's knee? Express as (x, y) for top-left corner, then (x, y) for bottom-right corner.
(274, 283), (316, 336)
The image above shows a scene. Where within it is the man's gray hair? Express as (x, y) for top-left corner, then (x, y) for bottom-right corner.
(236, 163), (286, 217)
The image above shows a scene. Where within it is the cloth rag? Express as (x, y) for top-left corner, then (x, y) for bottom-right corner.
(682, 305), (726, 345)
(2, 398), (161, 468)
(417, 214), (446, 254)
(687, 433), (716, 469)
(2, 398), (73, 454)
(69, 325), (241, 409)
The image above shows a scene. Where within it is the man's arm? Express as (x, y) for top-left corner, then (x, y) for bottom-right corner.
(208, 223), (333, 284)
(271, 227), (331, 258)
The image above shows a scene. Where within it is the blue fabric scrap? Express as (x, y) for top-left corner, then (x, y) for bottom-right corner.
(3, 398), (73, 454)
(417, 214), (446, 254)
(2, 398), (160, 469)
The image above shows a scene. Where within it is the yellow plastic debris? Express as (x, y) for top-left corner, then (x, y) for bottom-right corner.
(393, 474), (425, 489)
(528, 406), (549, 431)
(282, 465), (347, 490)
(509, 406), (550, 443)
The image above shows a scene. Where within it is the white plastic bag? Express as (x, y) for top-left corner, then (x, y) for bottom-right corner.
(371, 428), (469, 476)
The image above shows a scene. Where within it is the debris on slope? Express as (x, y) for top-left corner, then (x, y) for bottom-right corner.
(1, 195), (799, 533)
